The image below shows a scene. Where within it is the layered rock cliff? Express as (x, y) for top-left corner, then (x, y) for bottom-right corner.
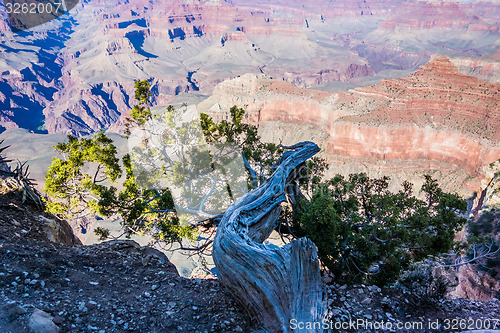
(199, 57), (500, 196)
(1, 0), (499, 135)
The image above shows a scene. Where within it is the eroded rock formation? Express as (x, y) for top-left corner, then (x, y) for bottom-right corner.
(199, 57), (500, 196)
(1, 0), (498, 135)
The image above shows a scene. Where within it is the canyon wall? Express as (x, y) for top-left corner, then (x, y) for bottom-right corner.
(0, 0), (499, 135)
(198, 57), (500, 196)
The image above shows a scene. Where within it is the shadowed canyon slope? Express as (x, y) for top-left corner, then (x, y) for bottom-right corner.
(0, 0), (499, 134)
(199, 57), (500, 195)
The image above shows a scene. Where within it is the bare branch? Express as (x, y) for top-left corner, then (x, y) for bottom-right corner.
(442, 242), (500, 268)
(241, 152), (258, 188)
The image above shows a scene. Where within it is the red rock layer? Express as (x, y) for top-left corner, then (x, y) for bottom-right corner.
(326, 59), (500, 180)
(340, 58), (499, 142)
(325, 123), (500, 176)
(202, 57), (499, 193)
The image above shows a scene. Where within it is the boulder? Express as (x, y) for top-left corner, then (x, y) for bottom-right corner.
(28, 309), (59, 333)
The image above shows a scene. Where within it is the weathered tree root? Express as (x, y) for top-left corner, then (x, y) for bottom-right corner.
(213, 141), (325, 332)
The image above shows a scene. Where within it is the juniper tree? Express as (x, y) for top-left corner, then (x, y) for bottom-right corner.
(290, 173), (467, 285)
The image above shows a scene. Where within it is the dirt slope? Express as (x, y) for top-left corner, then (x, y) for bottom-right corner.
(0, 180), (256, 333)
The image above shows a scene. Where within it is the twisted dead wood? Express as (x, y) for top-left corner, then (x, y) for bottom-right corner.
(213, 141), (325, 332)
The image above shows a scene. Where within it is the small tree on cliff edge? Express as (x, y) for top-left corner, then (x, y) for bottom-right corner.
(43, 80), (288, 247)
(44, 80), (468, 286)
(44, 81), (195, 244)
(290, 173), (467, 285)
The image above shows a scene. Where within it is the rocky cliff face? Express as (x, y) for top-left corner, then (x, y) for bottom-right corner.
(0, 166), (255, 332)
(199, 57), (500, 196)
(0, 201), (254, 333)
(452, 50), (500, 84)
(324, 57), (500, 192)
(0, 175), (80, 246)
(1, 0), (498, 135)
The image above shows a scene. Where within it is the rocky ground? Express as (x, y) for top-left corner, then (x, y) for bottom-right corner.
(1, 176), (499, 333)
(0, 179), (258, 333)
(323, 282), (500, 333)
(0, 238), (258, 333)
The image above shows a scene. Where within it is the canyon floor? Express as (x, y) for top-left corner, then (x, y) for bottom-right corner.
(1, 179), (500, 333)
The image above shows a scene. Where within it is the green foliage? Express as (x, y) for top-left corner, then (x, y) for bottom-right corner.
(94, 226), (110, 241)
(467, 208), (500, 277)
(469, 209), (499, 237)
(44, 132), (196, 243)
(296, 156), (329, 197)
(44, 82), (199, 244)
(128, 103), (249, 221)
(200, 106), (286, 187)
(44, 132), (121, 218)
(291, 173), (467, 285)
(125, 80), (153, 135)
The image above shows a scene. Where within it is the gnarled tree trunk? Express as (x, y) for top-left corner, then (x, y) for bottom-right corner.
(213, 142), (325, 332)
